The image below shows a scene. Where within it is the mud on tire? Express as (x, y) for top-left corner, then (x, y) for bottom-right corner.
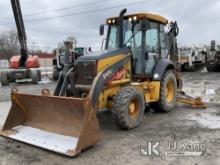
(112, 86), (145, 130)
(151, 70), (177, 112)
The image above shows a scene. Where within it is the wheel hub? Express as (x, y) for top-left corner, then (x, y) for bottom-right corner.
(165, 80), (174, 103)
(129, 99), (139, 119)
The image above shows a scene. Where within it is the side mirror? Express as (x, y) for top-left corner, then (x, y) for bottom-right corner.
(99, 24), (104, 36)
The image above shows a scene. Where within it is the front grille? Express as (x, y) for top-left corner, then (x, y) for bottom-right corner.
(75, 61), (96, 85)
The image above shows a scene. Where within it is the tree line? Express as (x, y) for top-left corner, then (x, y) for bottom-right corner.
(0, 29), (19, 60)
(0, 28), (50, 61)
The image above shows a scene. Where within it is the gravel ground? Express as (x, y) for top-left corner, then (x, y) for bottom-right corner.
(0, 72), (220, 165)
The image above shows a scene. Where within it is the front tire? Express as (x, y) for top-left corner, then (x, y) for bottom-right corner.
(53, 69), (60, 81)
(206, 64), (216, 72)
(8, 72), (16, 83)
(112, 86), (145, 130)
(1, 71), (9, 86)
(31, 70), (39, 84)
(37, 70), (41, 82)
(151, 70), (177, 112)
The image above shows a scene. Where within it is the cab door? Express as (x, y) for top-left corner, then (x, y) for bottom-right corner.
(144, 22), (161, 75)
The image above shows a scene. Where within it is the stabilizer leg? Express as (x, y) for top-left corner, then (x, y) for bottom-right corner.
(177, 91), (207, 108)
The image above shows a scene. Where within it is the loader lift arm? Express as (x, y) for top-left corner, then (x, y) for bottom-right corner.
(11, 0), (28, 67)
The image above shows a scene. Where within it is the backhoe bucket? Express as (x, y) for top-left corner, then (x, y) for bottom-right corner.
(0, 92), (100, 157)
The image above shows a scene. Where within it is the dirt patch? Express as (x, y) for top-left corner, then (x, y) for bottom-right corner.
(0, 73), (220, 165)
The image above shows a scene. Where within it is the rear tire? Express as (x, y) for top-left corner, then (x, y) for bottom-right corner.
(206, 64), (216, 72)
(112, 86), (145, 130)
(53, 69), (60, 80)
(8, 72), (15, 83)
(1, 72), (9, 86)
(31, 70), (39, 84)
(37, 70), (41, 82)
(151, 70), (177, 112)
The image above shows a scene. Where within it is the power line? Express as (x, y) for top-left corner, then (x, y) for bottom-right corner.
(24, 0), (109, 17)
(0, 23), (71, 35)
(0, 0), (110, 20)
(1, 24), (74, 38)
(0, 0), (153, 37)
(26, 0), (151, 22)
(0, 0), (152, 25)
(26, 28), (70, 36)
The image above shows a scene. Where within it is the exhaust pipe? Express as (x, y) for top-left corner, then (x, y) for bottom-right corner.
(118, 8), (127, 48)
(54, 41), (73, 96)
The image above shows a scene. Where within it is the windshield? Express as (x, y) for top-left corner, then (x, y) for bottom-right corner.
(105, 19), (142, 50)
(106, 25), (118, 49)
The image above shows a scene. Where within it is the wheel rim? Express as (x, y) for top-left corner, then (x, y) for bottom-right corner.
(165, 80), (174, 103)
(128, 99), (139, 120)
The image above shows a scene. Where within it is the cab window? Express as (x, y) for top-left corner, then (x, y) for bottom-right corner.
(146, 22), (159, 53)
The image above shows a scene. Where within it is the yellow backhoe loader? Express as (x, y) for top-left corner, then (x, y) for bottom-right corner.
(0, 5), (206, 157)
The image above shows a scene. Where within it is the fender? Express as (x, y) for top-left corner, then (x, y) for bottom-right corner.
(89, 55), (131, 107)
(152, 59), (175, 81)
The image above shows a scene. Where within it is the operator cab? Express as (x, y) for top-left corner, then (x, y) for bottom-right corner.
(102, 13), (169, 78)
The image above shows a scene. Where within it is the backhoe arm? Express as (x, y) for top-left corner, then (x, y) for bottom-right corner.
(166, 21), (179, 68)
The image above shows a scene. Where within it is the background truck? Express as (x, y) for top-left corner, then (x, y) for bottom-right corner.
(178, 46), (206, 71)
(52, 42), (87, 80)
(206, 40), (220, 72)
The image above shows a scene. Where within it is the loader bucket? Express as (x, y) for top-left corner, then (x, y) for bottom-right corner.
(0, 92), (100, 157)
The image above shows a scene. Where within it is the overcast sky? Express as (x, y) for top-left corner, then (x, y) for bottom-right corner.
(0, 0), (219, 51)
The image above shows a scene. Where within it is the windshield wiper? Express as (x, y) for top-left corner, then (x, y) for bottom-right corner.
(123, 27), (142, 47)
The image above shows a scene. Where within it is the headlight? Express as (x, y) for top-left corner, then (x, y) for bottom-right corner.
(133, 16), (137, 21)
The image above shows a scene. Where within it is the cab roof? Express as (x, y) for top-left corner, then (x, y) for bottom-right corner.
(107, 13), (168, 25)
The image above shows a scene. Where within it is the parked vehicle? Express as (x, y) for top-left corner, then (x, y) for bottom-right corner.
(52, 42), (87, 80)
(178, 46), (206, 71)
(206, 40), (220, 72)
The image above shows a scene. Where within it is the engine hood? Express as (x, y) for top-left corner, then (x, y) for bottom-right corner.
(76, 48), (130, 62)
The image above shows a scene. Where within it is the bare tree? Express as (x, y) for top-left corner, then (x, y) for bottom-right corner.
(0, 28), (19, 60)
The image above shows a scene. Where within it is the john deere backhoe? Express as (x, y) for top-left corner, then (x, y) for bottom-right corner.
(0, 8), (205, 157)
